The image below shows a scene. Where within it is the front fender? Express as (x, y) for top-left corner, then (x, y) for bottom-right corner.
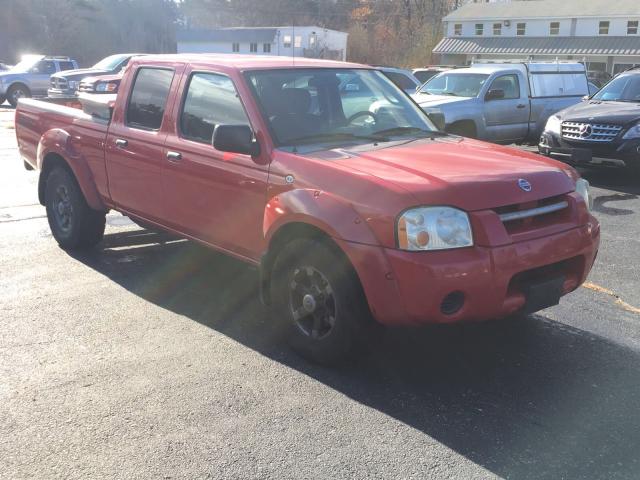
(38, 129), (106, 211)
(264, 189), (380, 246)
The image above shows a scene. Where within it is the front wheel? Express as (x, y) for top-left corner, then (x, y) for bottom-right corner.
(272, 239), (371, 365)
(0, 94), (6, 106)
(44, 166), (106, 249)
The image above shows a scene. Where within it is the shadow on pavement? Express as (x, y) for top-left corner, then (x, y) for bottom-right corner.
(578, 166), (640, 196)
(70, 229), (640, 479)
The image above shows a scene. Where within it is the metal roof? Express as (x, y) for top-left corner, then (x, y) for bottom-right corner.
(433, 36), (640, 56)
(444, 0), (640, 20)
(177, 28), (278, 43)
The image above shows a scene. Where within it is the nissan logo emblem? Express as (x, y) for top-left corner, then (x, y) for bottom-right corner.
(518, 178), (532, 192)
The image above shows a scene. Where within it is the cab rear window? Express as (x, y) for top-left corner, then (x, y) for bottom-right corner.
(126, 68), (174, 130)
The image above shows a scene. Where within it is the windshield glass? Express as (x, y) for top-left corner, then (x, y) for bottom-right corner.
(419, 72), (489, 97)
(246, 68), (436, 150)
(10, 55), (43, 72)
(92, 54), (127, 70)
(591, 74), (640, 102)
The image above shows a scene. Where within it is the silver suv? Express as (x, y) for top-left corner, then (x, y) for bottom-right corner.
(0, 55), (78, 107)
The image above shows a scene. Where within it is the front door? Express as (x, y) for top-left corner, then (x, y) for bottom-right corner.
(162, 69), (269, 260)
(484, 73), (530, 143)
(105, 65), (181, 222)
(30, 60), (57, 95)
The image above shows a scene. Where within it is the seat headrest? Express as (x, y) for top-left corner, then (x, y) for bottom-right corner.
(281, 88), (311, 115)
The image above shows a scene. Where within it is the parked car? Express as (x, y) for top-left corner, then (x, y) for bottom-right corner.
(48, 53), (143, 97)
(0, 55), (78, 106)
(412, 66), (456, 84)
(412, 61), (590, 144)
(15, 54), (599, 364)
(588, 82), (600, 96)
(539, 67), (640, 175)
(78, 73), (122, 94)
(0, 63), (11, 71)
(376, 66), (421, 94)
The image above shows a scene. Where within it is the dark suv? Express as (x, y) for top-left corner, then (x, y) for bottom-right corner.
(539, 68), (640, 175)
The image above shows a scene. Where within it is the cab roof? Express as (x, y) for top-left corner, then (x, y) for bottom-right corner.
(132, 53), (368, 71)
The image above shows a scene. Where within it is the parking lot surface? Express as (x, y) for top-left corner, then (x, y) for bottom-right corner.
(1, 106), (640, 479)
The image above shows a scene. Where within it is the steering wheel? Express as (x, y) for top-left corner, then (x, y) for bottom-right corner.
(347, 111), (378, 125)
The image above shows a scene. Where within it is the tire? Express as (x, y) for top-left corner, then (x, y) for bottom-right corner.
(23, 160), (34, 171)
(7, 84), (31, 107)
(44, 166), (106, 249)
(0, 94), (6, 106)
(271, 239), (371, 365)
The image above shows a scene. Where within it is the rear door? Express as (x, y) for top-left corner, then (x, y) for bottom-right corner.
(105, 64), (182, 222)
(161, 68), (269, 259)
(483, 73), (530, 142)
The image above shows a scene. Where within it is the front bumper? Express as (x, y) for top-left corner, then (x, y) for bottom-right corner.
(343, 216), (600, 326)
(47, 87), (77, 98)
(539, 131), (640, 168)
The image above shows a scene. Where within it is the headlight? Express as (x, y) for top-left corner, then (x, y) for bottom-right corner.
(398, 207), (473, 251)
(96, 82), (117, 92)
(575, 178), (592, 211)
(544, 115), (562, 135)
(622, 122), (640, 140)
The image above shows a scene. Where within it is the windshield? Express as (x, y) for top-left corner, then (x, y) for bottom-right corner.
(591, 74), (640, 102)
(10, 55), (43, 73)
(418, 72), (489, 97)
(92, 54), (128, 70)
(246, 68), (436, 150)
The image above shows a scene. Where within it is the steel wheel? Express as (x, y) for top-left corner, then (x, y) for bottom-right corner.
(289, 266), (337, 340)
(52, 184), (74, 233)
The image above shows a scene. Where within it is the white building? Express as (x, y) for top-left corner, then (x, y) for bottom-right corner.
(434, 0), (640, 74)
(177, 26), (348, 61)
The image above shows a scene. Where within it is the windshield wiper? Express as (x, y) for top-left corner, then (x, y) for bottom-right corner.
(284, 132), (387, 146)
(439, 91), (458, 96)
(371, 126), (435, 137)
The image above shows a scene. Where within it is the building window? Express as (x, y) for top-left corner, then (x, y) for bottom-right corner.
(454, 23), (462, 35)
(250, 42), (257, 53)
(516, 23), (526, 36)
(294, 35), (302, 48)
(628, 21), (639, 35)
(232, 42), (239, 53)
(309, 34), (317, 48)
(283, 35), (292, 48)
(475, 23), (483, 36)
(263, 43), (271, 53)
(550, 22), (560, 35)
(599, 21), (609, 35)
(493, 23), (501, 35)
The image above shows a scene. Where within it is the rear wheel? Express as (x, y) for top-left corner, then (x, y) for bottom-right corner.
(0, 94), (6, 106)
(44, 166), (106, 249)
(272, 239), (371, 365)
(7, 84), (31, 107)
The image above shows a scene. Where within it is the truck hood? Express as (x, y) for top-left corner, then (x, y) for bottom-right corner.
(309, 137), (574, 211)
(411, 93), (473, 108)
(559, 100), (640, 126)
(51, 68), (113, 81)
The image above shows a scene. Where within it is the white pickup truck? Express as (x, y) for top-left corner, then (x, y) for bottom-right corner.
(412, 61), (589, 144)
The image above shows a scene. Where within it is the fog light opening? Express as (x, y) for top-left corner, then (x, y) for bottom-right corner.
(441, 291), (465, 316)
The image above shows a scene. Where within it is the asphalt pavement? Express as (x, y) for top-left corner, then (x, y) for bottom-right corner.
(1, 106), (639, 479)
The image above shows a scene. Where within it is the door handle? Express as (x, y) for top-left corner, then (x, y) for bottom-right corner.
(115, 138), (128, 148)
(516, 104), (527, 109)
(166, 151), (182, 162)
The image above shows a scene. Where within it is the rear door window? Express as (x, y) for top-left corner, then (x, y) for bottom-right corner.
(57, 61), (75, 71)
(126, 68), (175, 130)
(36, 61), (56, 74)
(180, 72), (250, 144)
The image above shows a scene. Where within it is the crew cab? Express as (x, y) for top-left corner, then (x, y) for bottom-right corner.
(0, 55), (78, 107)
(539, 68), (640, 176)
(15, 55), (600, 364)
(412, 62), (589, 144)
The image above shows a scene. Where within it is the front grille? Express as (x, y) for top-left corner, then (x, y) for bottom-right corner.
(50, 77), (68, 89)
(494, 195), (570, 236)
(561, 121), (622, 143)
(78, 81), (93, 92)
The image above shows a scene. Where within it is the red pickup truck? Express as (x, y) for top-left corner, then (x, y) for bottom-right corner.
(15, 54), (600, 364)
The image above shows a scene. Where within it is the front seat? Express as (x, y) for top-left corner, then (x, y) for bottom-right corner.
(270, 88), (320, 144)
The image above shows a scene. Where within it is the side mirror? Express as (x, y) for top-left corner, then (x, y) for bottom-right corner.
(31, 67), (40, 74)
(426, 112), (446, 131)
(485, 89), (505, 101)
(213, 124), (260, 157)
(582, 95), (590, 101)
